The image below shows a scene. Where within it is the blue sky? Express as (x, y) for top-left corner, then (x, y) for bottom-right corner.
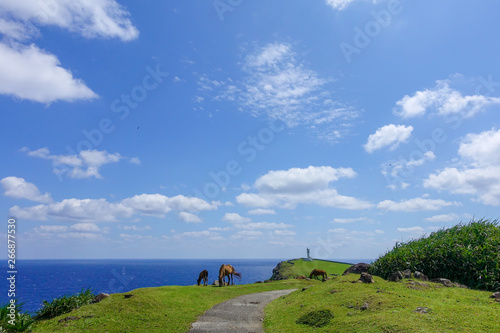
(1, 0), (500, 260)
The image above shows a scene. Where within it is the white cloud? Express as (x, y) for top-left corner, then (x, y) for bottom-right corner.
(0, 0), (138, 41)
(331, 217), (369, 224)
(325, 0), (376, 10)
(364, 124), (413, 153)
(0, 43), (98, 103)
(377, 197), (460, 212)
(179, 230), (220, 239)
(234, 222), (293, 230)
(1, 176), (52, 203)
(382, 151), (436, 189)
(424, 213), (459, 223)
(10, 194), (217, 222)
(0, 0), (138, 103)
(248, 208), (276, 215)
(424, 128), (500, 206)
(397, 226), (425, 233)
(394, 79), (500, 119)
(178, 212), (202, 223)
(22, 147), (130, 179)
(70, 223), (101, 232)
(222, 213), (251, 224)
(200, 42), (359, 143)
(230, 230), (263, 240)
(237, 166), (372, 210)
(129, 157), (141, 165)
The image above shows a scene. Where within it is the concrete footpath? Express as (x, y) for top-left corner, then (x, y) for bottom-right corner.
(189, 289), (297, 333)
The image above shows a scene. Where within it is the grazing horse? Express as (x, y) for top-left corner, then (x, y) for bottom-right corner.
(197, 269), (208, 286)
(309, 269), (328, 280)
(218, 264), (242, 287)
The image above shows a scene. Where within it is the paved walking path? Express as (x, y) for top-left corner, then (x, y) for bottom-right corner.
(189, 289), (297, 333)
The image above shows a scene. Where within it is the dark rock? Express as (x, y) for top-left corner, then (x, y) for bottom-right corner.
(414, 271), (429, 281)
(342, 263), (370, 276)
(92, 293), (109, 304)
(124, 294), (134, 299)
(413, 307), (430, 314)
(270, 260), (294, 280)
(388, 271), (403, 282)
(359, 272), (375, 284)
(431, 278), (453, 287)
(255, 281), (263, 283)
(453, 282), (469, 289)
(490, 292), (500, 300)
(360, 302), (369, 311)
(402, 269), (412, 279)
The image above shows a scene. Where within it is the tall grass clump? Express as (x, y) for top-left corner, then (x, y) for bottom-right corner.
(33, 289), (95, 321)
(369, 219), (500, 290)
(0, 302), (34, 332)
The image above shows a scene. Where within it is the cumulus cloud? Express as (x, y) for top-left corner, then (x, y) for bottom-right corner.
(0, 0), (138, 103)
(364, 124), (413, 153)
(248, 208), (276, 215)
(178, 212), (202, 223)
(10, 194), (218, 223)
(331, 217), (369, 224)
(377, 197), (460, 212)
(394, 79), (500, 119)
(424, 213), (459, 223)
(222, 213), (251, 224)
(1, 176), (52, 203)
(236, 166), (372, 210)
(0, 43), (98, 103)
(21, 147), (134, 179)
(424, 128), (500, 205)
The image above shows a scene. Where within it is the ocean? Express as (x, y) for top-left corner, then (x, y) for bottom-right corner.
(1, 258), (368, 314)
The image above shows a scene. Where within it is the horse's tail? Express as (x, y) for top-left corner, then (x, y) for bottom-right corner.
(234, 271), (242, 280)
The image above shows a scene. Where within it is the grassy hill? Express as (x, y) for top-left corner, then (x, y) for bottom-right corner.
(18, 258), (499, 332)
(265, 273), (499, 332)
(270, 259), (352, 280)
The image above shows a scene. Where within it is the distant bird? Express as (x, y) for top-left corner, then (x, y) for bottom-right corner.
(137, 126), (140, 130)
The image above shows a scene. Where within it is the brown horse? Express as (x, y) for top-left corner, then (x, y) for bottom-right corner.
(309, 269), (328, 280)
(218, 264), (242, 287)
(197, 269), (208, 286)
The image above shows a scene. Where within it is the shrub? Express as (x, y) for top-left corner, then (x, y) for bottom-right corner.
(0, 302), (34, 332)
(296, 309), (334, 327)
(369, 219), (500, 290)
(33, 288), (95, 321)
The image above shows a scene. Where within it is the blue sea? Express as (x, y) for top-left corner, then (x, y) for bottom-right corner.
(0, 258), (369, 314)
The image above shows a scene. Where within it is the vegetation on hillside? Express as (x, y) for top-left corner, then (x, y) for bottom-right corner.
(265, 273), (499, 332)
(271, 259), (352, 280)
(369, 219), (500, 291)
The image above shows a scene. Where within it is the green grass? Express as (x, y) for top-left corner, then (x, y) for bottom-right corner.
(30, 280), (317, 333)
(369, 219), (500, 290)
(264, 274), (500, 332)
(272, 259), (352, 280)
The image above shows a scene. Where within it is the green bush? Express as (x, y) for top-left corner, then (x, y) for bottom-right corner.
(296, 309), (334, 327)
(33, 288), (95, 321)
(0, 302), (34, 332)
(369, 219), (500, 290)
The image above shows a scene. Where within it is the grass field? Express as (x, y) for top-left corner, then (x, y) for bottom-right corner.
(30, 280), (316, 332)
(265, 273), (499, 332)
(27, 259), (499, 332)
